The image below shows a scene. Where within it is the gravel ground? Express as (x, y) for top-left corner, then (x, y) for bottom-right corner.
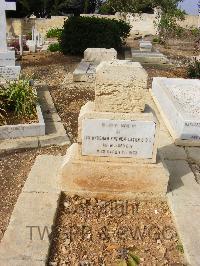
(48, 193), (185, 266)
(0, 42), (197, 257)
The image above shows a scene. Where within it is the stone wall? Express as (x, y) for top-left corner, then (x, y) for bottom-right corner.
(6, 13), (199, 37)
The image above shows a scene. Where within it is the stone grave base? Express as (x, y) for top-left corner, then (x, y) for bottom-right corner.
(150, 90), (200, 147)
(61, 143), (169, 200)
(125, 49), (169, 64)
(73, 60), (98, 82)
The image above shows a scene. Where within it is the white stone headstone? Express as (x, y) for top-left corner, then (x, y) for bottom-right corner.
(0, 0), (21, 81)
(82, 118), (156, 159)
(0, 0), (16, 52)
(152, 77), (200, 143)
(19, 35), (23, 56)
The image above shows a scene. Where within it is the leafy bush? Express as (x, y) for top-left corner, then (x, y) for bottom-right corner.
(46, 28), (63, 39)
(60, 16), (131, 55)
(0, 77), (37, 118)
(48, 43), (61, 52)
(187, 58), (200, 79)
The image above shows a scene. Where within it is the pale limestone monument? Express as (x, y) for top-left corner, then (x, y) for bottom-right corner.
(61, 60), (169, 199)
(73, 48), (117, 82)
(0, 0), (21, 81)
(95, 61), (147, 113)
(84, 48), (117, 63)
(152, 77), (200, 146)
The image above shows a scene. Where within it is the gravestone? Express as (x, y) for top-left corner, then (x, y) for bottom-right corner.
(152, 77), (200, 146)
(19, 35), (23, 56)
(0, 0), (21, 81)
(62, 60), (169, 199)
(73, 48), (117, 82)
(139, 40), (152, 52)
(26, 27), (44, 52)
(125, 40), (169, 64)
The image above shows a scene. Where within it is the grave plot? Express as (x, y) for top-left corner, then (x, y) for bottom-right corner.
(48, 194), (184, 265)
(62, 60), (169, 199)
(152, 77), (200, 146)
(73, 48), (117, 82)
(125, 40), (169, 65)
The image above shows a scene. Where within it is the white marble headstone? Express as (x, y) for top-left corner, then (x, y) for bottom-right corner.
(152, 77), (200, 142)
(82, 119), (156, 159)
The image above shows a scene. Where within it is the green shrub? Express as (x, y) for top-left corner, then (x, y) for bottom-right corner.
(59, 16), (131, 55)
(187, 58), (200, 79)
(48, 43), (61, 52)
(46, 28), (63, 38)
(0, 77), (37, 118)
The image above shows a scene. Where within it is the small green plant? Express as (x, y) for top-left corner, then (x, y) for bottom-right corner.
(0, 77), (37, 118)
(176, 243), (184, 254)
(46, 28), (63, 39)
(48, 43), (61, 52)
(187, 58), (200, 79)
(115, 248), (140, 266)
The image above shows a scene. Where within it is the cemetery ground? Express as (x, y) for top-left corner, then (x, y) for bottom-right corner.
(0, 38), (199, 265)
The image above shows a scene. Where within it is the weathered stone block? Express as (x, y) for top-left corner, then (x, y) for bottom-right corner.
(84, 48), (117, 63)
(61, 143), (169, 199)
(95, 60), (148, 113)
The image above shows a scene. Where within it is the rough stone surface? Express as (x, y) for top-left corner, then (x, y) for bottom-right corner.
(166, 160), (200, 266)
(95, 60), (148, 113)
(61, 143), (169, 199)
(152, 77), (200, 146)
(84, 48), (117, 63)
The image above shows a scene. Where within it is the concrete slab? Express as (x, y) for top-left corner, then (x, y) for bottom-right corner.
(0, 193), (60, 262)
(158, 130), (187, 161)
(0, 154), (63, 265)
(167, 160), (200, 266)
(23, 155), (63, 193)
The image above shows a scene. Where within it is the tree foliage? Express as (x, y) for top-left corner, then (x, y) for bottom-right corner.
(7, 0), (102, 17)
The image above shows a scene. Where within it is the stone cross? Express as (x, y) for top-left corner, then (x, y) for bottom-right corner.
(0, 0), (16, 52)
